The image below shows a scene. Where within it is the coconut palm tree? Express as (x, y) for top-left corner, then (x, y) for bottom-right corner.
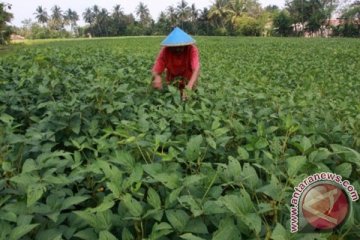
(136, 2), (152, 27)
(157, 11), (171, 34)
(34, 6), (48, 25)
(190, 3), (199, 22)
(50, 5), (63, 30)
(97, 8), (110, 36)
(112, 4), (124, 19)
(90, 5), (103, 36)
(92, 5), (100, 28)
(112, 4), (126, 35)
(198, 7), (212, 34)
(92, 5), (100, 16)
(64, 9), (79, 34)
(245, 0), (262, 18)
(83, 8), (94, 25)
(208, 0), (231, 28)
(342, 1), (360, 22)
(176, 0), (191, 28)
(227, 0), (246, 24)
(166, 5), (177, 27)
(51, 5), (62, 22)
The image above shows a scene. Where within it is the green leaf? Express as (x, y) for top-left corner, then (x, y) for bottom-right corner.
(147, 187), (161, 209)
(121, 228), (134, 240)
(112, 151), (135, 172)
(184, 218), (208, 234)
(308, 148), (331, 162)
(61, 196), (90, 210)
(255, 138), (268, 149)
(74, 228), (97, 240)
(74, 211), (112, 231)
(9, 224), (39, 240)
(206, 136), (216, 149)
(243, 213), (261, 234)
(122, 194), (143, 217)
(211, 119), (221, 130)
(165, 209), (190, 232)
(150, 172), (180, 189)
(203, 200), (227, 215)
(242, 163), (259, 189)
(180, 233), (206, 240)
(286, 155), (307, 177)
(228, 156), (242, 181)
(271, 223), (289, 240)
(143, 209), (164, 221)
(22, 159), (38, 173)
(257, 202), (274, 214)
(36, 229), (62, 240)
(0, 195), (11, 208)
(69, 112), (81, 134)
(0, 113), (14, 124)
(11, 173), (39, 187)
(74, 211), (99, 229)
(300, 136), (312, 153)
(16, 215), (33, 226)
(149, 222), (173, 240)
(237, 147), (249, 160)
(183, 174), (206, 187)
(221, 195), (242, 216)
(239, 188), (255, 213)
(107, 182), (122, 198)
(96, 160), (123, 182)
(2, 161), (12, 171)
(213, 127), (229, 137)
(186, 135), (203, 161)
(99, 230), (117, 240)
(256, 175), (283, 201)
(27, 184), (46, 207)
(90, 199), (115, 213)
(0, 210), (17, 222)
(334, 163), (352, 178)
(166, 187), (183, 207)
(178, 195), (203, 217)
(331, 144), (360, 167)
(212, 218), (241, 240)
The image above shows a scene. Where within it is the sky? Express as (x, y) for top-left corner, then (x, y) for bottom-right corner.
(6, 0), (286, 27)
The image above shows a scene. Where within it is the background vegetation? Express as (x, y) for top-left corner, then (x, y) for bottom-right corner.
(1, 0), (360, 43)
(0, 36), (360, 239)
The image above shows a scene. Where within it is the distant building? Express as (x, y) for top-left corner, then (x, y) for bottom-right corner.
(292, 18), (348, 37)
(327, 19), (342, 26)
(10, 34), (25, 40)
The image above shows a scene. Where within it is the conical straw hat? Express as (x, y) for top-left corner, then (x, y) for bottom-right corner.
(161, 27), (195, 46)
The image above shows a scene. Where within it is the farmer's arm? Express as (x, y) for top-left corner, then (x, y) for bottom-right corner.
(187, 65), (200, 90)
(152, 71), (163, 89)
(186, 46), (200, 90)
(152, 48), (166, 89)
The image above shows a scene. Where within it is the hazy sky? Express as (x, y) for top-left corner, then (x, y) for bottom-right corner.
(6, 0), (286, 27)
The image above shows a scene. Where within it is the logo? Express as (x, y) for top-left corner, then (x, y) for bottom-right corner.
(302, 183), (349, 230)
(290, 172), (359, 233)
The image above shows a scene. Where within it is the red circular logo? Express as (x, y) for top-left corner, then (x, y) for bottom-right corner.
(302, 183), (349, 230)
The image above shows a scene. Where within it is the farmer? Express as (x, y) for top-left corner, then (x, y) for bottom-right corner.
(152, 27), (200, 97)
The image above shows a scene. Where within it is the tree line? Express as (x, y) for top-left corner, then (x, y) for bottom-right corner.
(0, 2), (12, 44)
(1, 0), (360, 43)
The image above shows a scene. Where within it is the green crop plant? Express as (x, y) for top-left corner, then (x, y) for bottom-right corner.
(0, 37), (359, 239)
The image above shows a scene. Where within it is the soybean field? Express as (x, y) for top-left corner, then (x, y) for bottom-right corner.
(0, 37), (360, 239)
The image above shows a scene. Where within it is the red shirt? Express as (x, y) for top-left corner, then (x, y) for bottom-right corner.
(152, 45), (200, 83)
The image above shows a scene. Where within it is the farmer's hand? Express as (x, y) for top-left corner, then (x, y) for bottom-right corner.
(152, 76), (162, 90)
(186, 83), (193, 90)
(182, 85), (192, 101)
(182, 92), (187, 101)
